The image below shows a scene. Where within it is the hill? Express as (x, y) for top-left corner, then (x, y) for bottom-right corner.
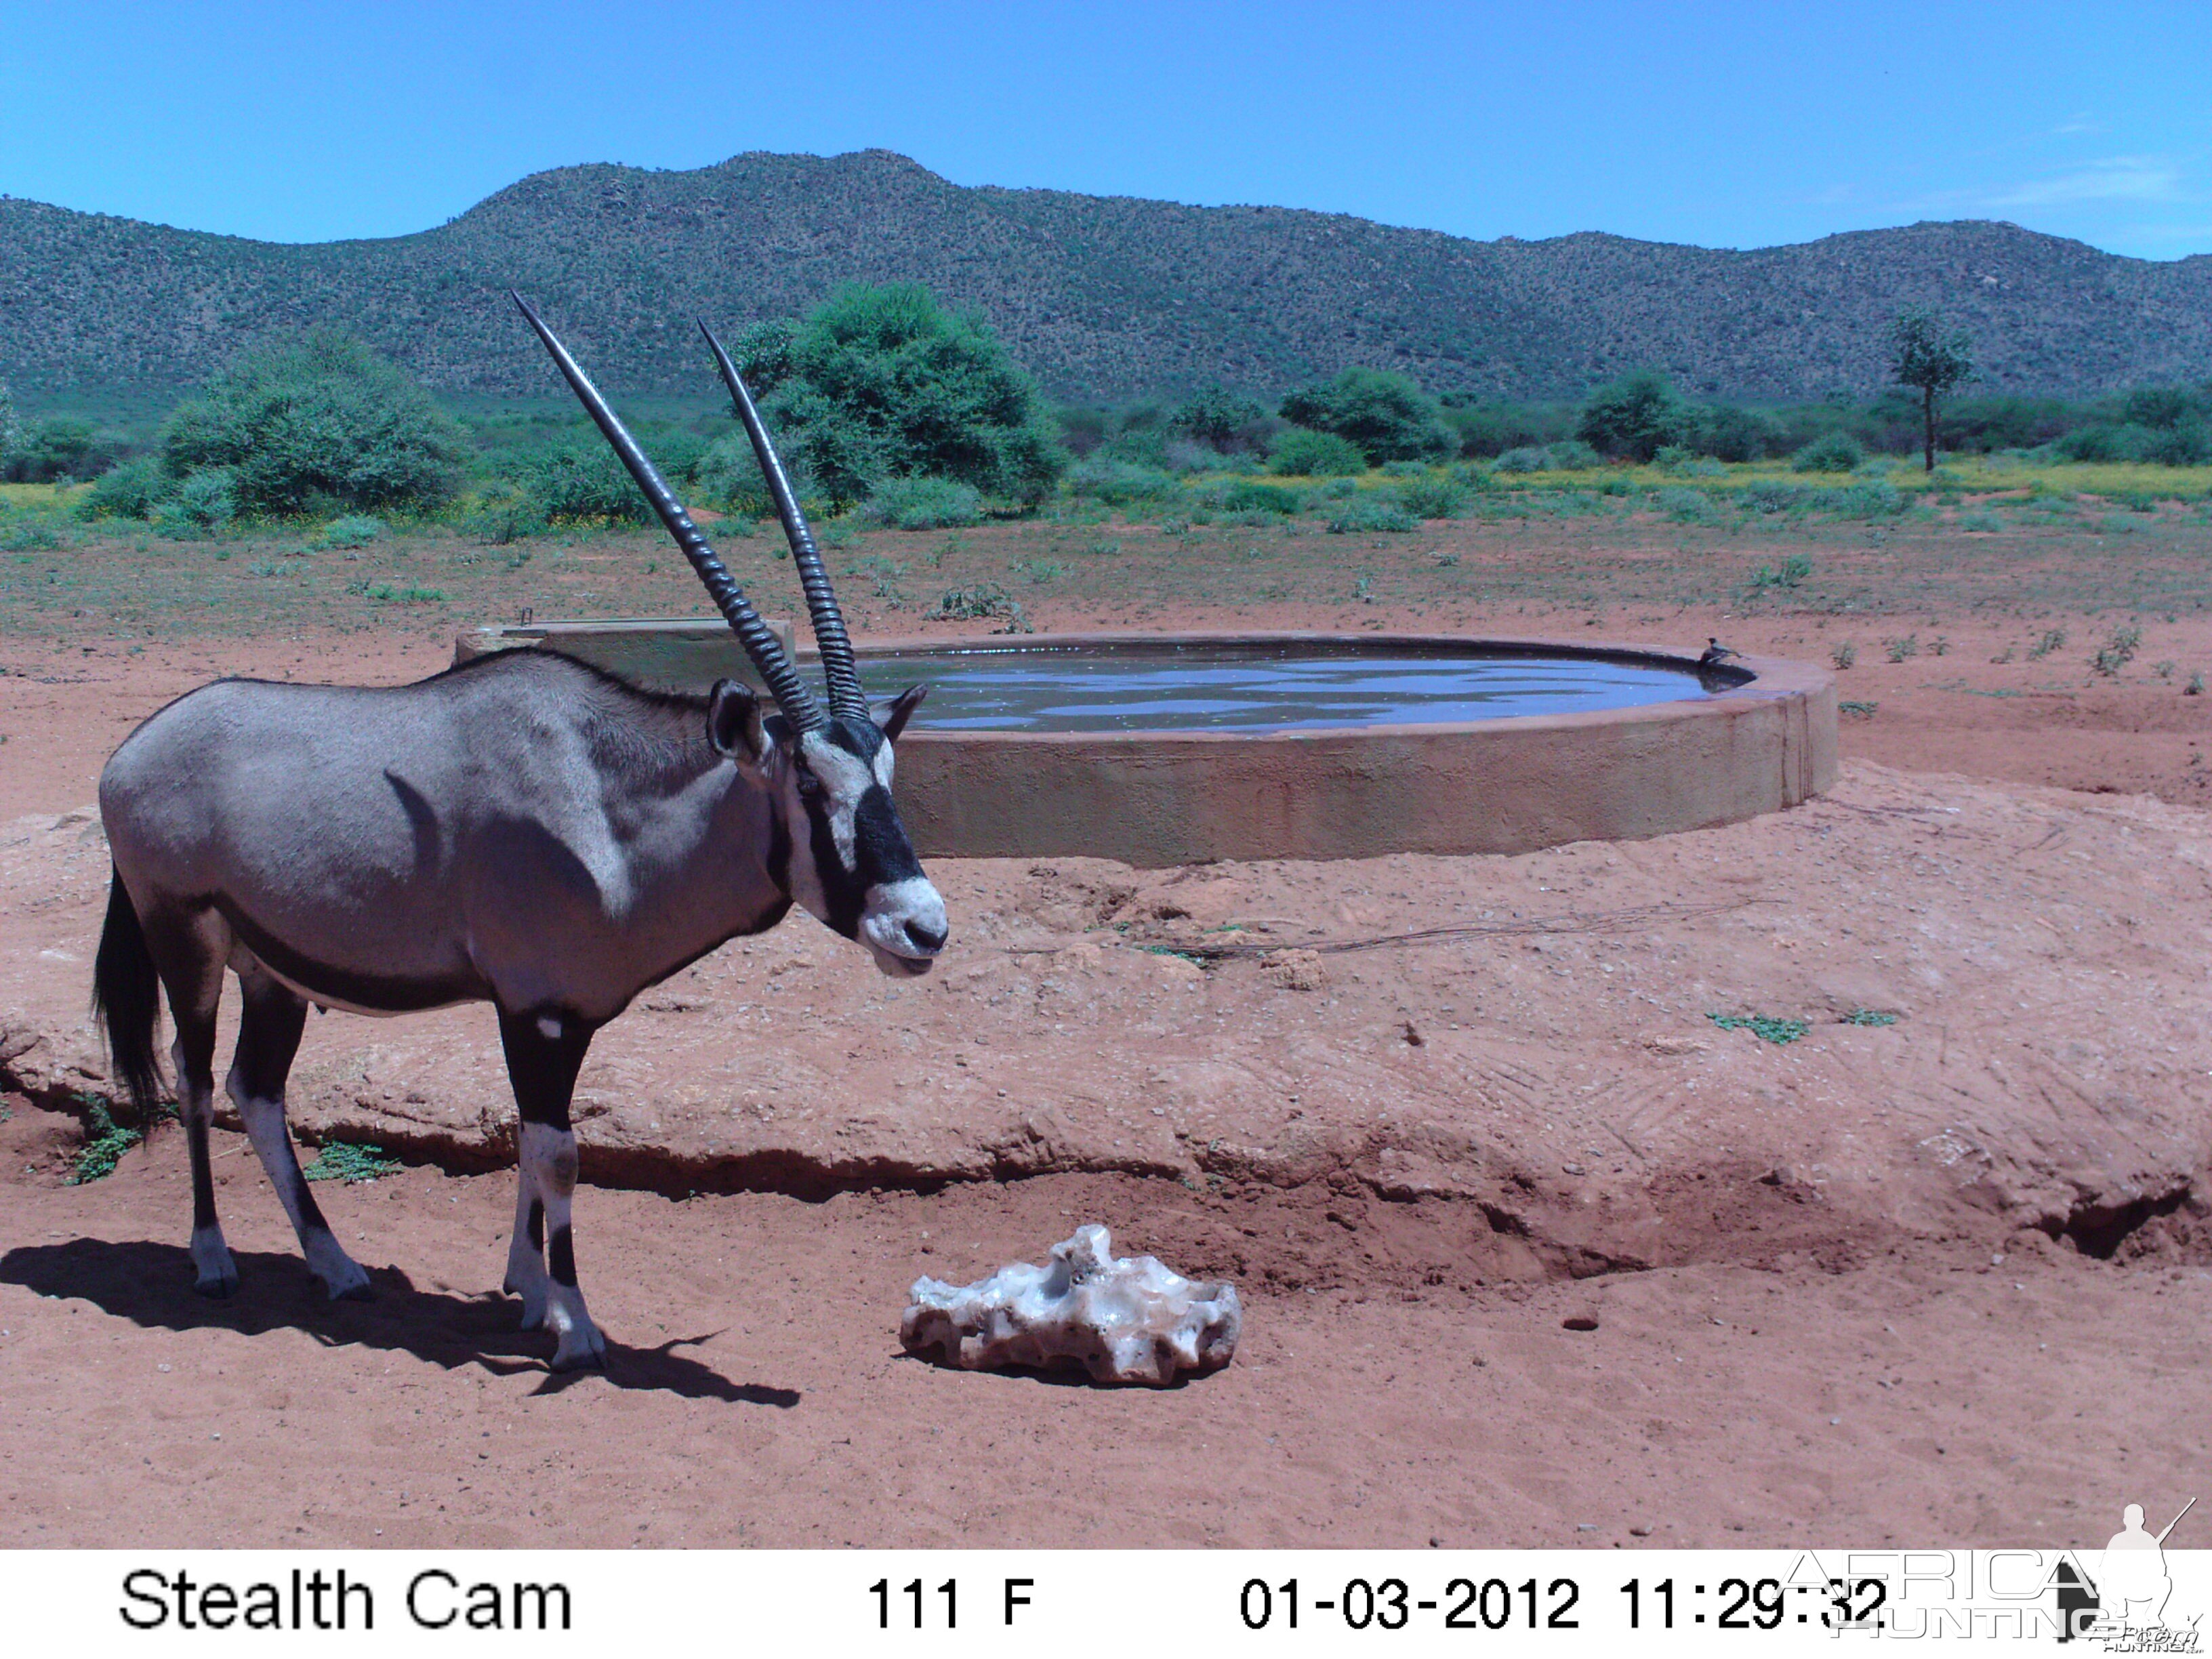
(3, 148), (2210, 407)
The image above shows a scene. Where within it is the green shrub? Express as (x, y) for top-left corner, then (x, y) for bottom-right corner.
(1393, 476), (1465, 519)
(1326, 495), (1417, 533)
(1695, 403), (1783, 463)
(1266, 427), (1367, 477)
(314, 514), (385, 550)
(1548, 439), (1602, 469)
(1492, 445), (1552, 473)
(861, 476), (983, 530)
(3, 417), (126, 484)
(1168, 386), (1269, 451)
(1577, 369), (1687, 462)
(1066, 457), (1180, 505)
(153, 468), (239, 535)
(1279, 368), (1456, 464)
(79, 456), (176, 520)
(1654, 486), (1715, 523)
(520, 444), (654, 524)
(691, 432), (779, 518)
(163, 327), (465, 516)
(1739, 478), (1808, 514)
(1809, 480), (1903, 518)
(1218, 479), (1304, 515)
(459, 484), (549, 546)
(1792, 432), (1866, 473)
(762, 282), (1066, 507)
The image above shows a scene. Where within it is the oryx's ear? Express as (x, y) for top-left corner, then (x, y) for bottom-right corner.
(707, 678), (770, 764)
(875, 683), (928, 742)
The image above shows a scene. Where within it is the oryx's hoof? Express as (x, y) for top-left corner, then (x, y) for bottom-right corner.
(192, 1267), (240, 1299)
(504, 1279), (549, 1330)
(307, 1239), (375, 1303)
(549, 1324), (608, 1373)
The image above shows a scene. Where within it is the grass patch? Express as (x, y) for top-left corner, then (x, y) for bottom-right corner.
(1708, 1012), (1809, 1046)
(65, 1099), (141, 1185)
(1841, 1008), (1899, 1027)
(302, 1141), (403, 1184)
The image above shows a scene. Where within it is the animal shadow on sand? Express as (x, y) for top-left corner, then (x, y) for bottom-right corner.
(1, 1239), (800, 1406)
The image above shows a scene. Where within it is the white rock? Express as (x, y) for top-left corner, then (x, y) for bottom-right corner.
(901, 1224), (1240, 1385)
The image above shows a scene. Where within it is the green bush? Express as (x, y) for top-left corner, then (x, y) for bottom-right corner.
(1792, 432), (1866, 473)
(163, 327), (466, 516)
(1695, 403), (1783, 463)
(1492, 445), (1552, 473)
(1267, 427), (1367, 477)
(1393, 476), (1465, 519)
(1279, 368), (1456, 464)
(79, 456), (176, 520)
(1548, 439), (1603, 469)
(523, 444), (655, 524)
(1168, 386), (1269, 451)
(3, 417), (126, 484)
(314, 514), (385, 550)
(1654, 486), (1716, 523)
(861, 476), (983, 530)
(1808, 480), (1903, 518)
(692, 432), (779, 517)
(1577, 370), (1687, 462)
(459, 484), (548, 546)
(1739, 478), (1808, 514)
(1218, 479), (1304, 515)
(762, 282), (1066, 507)
(1065, 457), (1179, 506)
(153, 468), (239, 535)
(1326, 495), (1418, 533)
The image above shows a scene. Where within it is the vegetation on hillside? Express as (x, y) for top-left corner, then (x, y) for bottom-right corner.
(5, 152), (2212, 407)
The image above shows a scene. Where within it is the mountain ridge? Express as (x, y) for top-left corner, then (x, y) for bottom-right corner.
(3, 148), (2209, 405)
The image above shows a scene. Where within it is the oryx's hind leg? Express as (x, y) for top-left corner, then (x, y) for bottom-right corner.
(227, 960), (372, 1301)
(497, 1006), (605, 1371)
(138, 901), (236, 1296)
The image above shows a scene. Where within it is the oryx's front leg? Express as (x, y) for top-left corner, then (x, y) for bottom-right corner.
(497, 1007), (605, 1371)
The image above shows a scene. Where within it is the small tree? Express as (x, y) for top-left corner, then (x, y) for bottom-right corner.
(759, 283), (1066, 508)
(163, 327), (466, 516)
(0, 373), (20, 456)
(1891, 308), (1974, 473)
(1279, 368), (1456, 464)
(1169, 385), (1268, 452)
(1576, 369), (1686, 462)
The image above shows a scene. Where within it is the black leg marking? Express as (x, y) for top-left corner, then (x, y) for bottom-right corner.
(548, 1225), (577, 1288)
(186, 1123), (218, 1233)
(497, 1006), (595, 1132)
(527, 1197), (545, 1252)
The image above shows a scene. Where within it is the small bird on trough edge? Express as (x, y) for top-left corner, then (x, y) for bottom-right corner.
(1699, 637), (1740, 670)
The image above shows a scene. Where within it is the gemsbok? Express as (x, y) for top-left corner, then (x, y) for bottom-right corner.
(91, 295), (947, 1369)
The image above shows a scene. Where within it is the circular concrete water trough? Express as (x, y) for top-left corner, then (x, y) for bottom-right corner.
(455, 623), (1836, 867)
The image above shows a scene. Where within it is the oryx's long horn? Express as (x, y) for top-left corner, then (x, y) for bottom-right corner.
(512, 293), (824, 733)
(699, 321), (865, 718)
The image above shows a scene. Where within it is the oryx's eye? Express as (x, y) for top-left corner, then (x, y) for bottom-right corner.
(794, 769), (823, 800)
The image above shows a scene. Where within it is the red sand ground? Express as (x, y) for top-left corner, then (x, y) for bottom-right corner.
(2, 605), (2208, 1549)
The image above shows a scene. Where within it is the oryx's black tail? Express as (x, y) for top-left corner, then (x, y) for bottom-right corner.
(91, 865), (165, 1124)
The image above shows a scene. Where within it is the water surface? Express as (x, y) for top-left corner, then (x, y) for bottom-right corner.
(854, 644), (1726, 733)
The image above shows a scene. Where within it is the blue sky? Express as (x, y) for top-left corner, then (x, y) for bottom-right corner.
(2, 0), (2207, 258)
